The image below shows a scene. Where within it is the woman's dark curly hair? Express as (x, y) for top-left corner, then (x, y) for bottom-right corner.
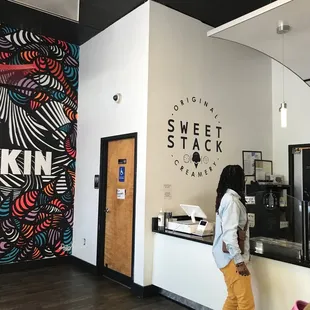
(215, 165), (246, 213)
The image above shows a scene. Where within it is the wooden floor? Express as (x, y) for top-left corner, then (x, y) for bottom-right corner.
(0, 265), (186, 310)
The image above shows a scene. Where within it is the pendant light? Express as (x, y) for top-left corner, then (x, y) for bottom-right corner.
(279, 102), (287, 128)
(277, 21), (291, 128)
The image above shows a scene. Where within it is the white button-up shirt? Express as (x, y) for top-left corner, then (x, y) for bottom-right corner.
(212, 189), (250, 269)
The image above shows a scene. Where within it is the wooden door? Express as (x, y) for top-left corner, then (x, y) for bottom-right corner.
(104, 138), (135, 278)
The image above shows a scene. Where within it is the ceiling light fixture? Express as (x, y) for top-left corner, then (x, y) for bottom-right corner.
(279, 102), (287, 128)
(277, 21), (291, 128)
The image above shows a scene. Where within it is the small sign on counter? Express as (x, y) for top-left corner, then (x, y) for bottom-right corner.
(117, 189), (126, 200)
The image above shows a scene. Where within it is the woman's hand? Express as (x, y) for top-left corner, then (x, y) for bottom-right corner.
(236, 262), (250, 276)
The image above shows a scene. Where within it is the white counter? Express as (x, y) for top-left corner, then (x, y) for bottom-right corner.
(152, 233), (310, 310)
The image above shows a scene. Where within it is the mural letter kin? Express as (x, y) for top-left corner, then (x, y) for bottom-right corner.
(0, 24), (79, 264)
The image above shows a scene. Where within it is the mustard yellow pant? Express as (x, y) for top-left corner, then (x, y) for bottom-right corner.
(220, 260), (255, 310)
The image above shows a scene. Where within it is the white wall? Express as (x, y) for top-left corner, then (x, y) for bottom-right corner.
(73, 2), (150, 285)
(147, 2), (273, 219)
(144, 1), (273, 285)
(272, 60), (310, 179)
(74, 0), (276, 288)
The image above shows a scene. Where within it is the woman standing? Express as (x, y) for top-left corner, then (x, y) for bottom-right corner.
(212, 165), (255, 310)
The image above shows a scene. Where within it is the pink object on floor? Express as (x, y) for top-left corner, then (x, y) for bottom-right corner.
(292, 301), (309, 310)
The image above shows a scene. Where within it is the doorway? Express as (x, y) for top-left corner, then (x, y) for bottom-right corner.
(97, 133), (137, 286)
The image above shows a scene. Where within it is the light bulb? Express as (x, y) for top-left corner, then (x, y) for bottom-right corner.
(280, 102), (287, 128)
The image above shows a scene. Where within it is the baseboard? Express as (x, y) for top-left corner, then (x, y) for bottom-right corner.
(161, 296), (193, 310)
(160, 289), (212, 310)
(71, 256), (98, 275)
(131, 283), (159, 298)
(0, 256), (71, 274)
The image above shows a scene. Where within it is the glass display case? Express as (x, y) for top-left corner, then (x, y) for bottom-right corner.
(246, 182), (309, 263)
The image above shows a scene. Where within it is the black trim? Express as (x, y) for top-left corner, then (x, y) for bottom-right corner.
(0, 256), (71, 274)
(71, 256), (98, 275)
(288, 144), (295, 198)
(302, 201), (310, 261)
(131, 284), (160, 298)
(97, 137), (108, 276)
(96, 133), (138, 286)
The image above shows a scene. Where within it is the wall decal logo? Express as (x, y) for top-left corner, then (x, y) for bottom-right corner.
(167, 97), (223, 177)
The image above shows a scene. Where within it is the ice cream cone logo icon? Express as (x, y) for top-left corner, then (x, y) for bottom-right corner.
(192, 152), (201, 168)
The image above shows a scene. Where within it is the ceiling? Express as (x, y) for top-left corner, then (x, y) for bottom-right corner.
(208, 0), (310, 81)
(0, 0), (275, 45)
(8, 0), (80, 21)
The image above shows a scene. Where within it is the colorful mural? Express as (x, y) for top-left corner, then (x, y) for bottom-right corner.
(0, 24), (79, 263)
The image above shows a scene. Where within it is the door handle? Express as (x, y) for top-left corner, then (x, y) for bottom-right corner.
(104, 208), (110, 213)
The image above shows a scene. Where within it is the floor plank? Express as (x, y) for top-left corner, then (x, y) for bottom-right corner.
(0, 265), (185, 310)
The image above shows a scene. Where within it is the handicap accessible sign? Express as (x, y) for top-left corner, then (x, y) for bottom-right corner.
(119, 166), (125, 182)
